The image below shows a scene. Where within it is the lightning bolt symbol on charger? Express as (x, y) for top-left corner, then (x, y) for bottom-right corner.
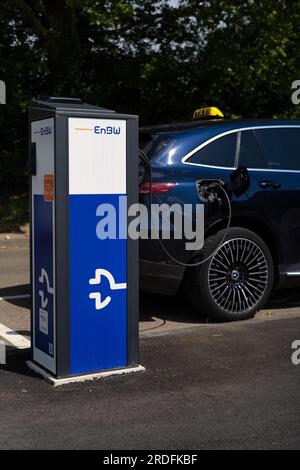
(89, 269), (127, 310)
(39, 268), (54, 309)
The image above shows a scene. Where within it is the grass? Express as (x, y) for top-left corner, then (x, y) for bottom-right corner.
(0, 193), (29, 232)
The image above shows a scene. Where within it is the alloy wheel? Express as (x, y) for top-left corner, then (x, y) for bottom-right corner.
(208, 238), (269, 314)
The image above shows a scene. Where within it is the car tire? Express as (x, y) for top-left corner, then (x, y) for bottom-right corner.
(185, 227), (274, 321)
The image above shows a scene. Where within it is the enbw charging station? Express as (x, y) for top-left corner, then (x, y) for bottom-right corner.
(27, 97), (142, 384)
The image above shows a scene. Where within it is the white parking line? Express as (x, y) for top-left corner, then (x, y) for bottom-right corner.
(0, 294), (30, 301)
(0, 323), (30, 349)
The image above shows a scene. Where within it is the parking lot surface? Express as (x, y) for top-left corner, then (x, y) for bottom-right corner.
(0, 232), (299, 449)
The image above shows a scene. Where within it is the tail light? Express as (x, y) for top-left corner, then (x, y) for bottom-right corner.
(139, 182), (177, 194)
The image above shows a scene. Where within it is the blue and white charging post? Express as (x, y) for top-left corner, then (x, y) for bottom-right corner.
(27, 97), (142, 384)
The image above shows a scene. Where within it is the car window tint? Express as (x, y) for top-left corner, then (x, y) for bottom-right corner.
(239, 130), (266, 168)
(145, 135), (175, 159)
(188, 133), (237, 167)
(255, 128), (300, 170)
(139, 133), (152, 150)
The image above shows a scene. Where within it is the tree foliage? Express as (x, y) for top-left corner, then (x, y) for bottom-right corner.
(0, 0), (300, 196)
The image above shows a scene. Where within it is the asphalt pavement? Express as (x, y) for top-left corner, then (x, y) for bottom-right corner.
(0, 232), (299, 449)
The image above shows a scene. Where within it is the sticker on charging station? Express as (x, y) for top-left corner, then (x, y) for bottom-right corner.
(31, 118), (56, 374)
(44, 174), (54, 201)
(69, 118), (127, 375)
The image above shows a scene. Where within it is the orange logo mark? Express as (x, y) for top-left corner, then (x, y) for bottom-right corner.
(44, 175), (54, 202)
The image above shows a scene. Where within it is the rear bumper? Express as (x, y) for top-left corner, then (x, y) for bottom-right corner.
(139, 259), (185, 295)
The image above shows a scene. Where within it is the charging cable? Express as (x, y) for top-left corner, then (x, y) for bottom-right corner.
(138, 148), (232, 267)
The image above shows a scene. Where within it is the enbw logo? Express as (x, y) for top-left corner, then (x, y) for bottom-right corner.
(94, 125), (121, 135)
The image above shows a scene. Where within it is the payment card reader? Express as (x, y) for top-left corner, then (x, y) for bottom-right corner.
(28, 97), (140, 381)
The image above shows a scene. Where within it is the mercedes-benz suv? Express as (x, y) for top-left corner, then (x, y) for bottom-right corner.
(139, 111), (300, 321)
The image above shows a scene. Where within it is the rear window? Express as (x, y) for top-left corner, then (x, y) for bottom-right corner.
(143, 135), (175, 160)
(139, 128), (215, 163)
(139, 133), (152, 150)
(188, 133), (237, 167)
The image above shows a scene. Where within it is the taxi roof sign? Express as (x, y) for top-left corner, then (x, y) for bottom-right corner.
(193, 107), (224, 120)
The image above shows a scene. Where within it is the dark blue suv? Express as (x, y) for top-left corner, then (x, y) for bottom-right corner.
(139, 115), (300, 321)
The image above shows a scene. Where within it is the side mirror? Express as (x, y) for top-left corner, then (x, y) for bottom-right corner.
(229, 166), (250, 196)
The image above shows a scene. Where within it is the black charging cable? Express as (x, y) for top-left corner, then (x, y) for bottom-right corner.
(138, 148), (232, 268)
(139, 149), (150, 189)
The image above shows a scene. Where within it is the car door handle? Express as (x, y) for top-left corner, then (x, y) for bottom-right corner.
(259, 180), (281, 189)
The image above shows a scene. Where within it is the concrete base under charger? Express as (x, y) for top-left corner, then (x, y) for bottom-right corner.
(26, 360), (145, 387)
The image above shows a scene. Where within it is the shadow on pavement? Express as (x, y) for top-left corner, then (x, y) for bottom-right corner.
(140, 286), (300, 324)
(0, 346), (40, 380)
(0, 283), (30, 308)
(140, 291), (207, 324)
